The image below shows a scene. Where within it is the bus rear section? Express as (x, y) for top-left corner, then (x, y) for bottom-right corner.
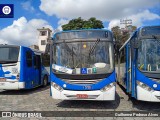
(0, 45), (24, 89)
(118, 26), (160, 102)
(0, 45), (50, 90)
(50, 29), (116, 101)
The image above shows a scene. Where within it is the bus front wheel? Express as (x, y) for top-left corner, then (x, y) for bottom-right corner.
(43, 76), (48, 86)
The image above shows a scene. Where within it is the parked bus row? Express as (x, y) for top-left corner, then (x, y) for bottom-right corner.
(0, 25), (159, 102)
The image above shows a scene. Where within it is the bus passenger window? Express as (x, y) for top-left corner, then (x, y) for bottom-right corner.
(26, 51), (32, 67)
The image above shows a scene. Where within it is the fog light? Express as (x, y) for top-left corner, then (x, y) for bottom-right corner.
(63, 84), (67, 88)
(153, 84), (157, 88)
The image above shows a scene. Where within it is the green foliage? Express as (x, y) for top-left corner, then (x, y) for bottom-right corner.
(111, 25), (137, 43)
(62, 17), (104, 30)
(111, 26), (122, 41)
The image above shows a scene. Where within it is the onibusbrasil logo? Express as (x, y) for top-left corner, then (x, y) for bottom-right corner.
(2, 6), (11, 15)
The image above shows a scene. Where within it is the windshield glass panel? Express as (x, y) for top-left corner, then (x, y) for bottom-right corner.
(137, 39), (160, 73)
(56, 30), (108, 40)
(141, 26), (160, 36)
(53, 40), (114, 74)
(0, 47), (20, 63)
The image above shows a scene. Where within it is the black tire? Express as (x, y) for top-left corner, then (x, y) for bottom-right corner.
(43, 75), (48, 86)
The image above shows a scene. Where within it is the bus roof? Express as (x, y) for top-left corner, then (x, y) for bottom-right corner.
(53, 29), (112, 38)
(52, 29), (113, 41)
(55, 28), (111, 33)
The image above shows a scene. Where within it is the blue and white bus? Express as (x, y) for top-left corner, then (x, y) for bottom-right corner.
(117, 26), (160, 102)
(50, 29), (116, 100)
(0, 45), (50, 90)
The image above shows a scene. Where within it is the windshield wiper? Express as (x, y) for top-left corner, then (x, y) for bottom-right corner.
(62, 40), (77, 68)
(89, 38), (100, 56)
(63, 40), (76, 56)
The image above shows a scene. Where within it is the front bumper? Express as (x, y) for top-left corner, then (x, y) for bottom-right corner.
(137, 86), (160, 102)
(0, 82), (25, 90)
(51, 86), (115, 101)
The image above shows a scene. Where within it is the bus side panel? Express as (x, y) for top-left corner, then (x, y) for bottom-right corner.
(41, 66), (50, 83)
(19, 47), (26, 88)
(21, 47), (35, 89)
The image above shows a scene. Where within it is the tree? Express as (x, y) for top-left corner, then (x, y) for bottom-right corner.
(62, 17), (104, 30)
(111, 26), (122, 41)
(111, 25), (137, 44)
(111, 25), (137, 63)
(111, 26), (122, 63)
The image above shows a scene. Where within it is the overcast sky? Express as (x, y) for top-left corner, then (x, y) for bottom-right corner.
(0, 0), (160, 46)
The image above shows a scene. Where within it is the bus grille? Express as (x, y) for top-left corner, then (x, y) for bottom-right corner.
(61, 79), (103, 84)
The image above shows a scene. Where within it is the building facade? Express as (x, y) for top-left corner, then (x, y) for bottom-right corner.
(37, 27), (52, 52)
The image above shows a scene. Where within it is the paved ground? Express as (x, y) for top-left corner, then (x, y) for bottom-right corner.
(0, 84), (160, 120)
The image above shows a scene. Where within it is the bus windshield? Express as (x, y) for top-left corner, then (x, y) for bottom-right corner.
(52, 31), (114, 75)
(0, 46), (20, 64)
(137, 39), (160, 73)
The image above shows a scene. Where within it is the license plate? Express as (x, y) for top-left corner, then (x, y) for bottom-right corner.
(0, 78), (6, 82)
(76, 94), (88, 99)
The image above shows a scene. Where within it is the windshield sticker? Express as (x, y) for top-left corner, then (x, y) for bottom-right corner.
(92, 67), (97, 73)
(87, 68), (92, 74)
(81, 68), (87, 74)
(52, 64), (73, 74)
(75, 68), (81, 74)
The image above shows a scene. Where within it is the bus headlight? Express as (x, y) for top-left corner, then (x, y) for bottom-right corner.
(100, 82), (116, 92)
(136, 81), (154, 92)
(52, 82), (63, 92)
